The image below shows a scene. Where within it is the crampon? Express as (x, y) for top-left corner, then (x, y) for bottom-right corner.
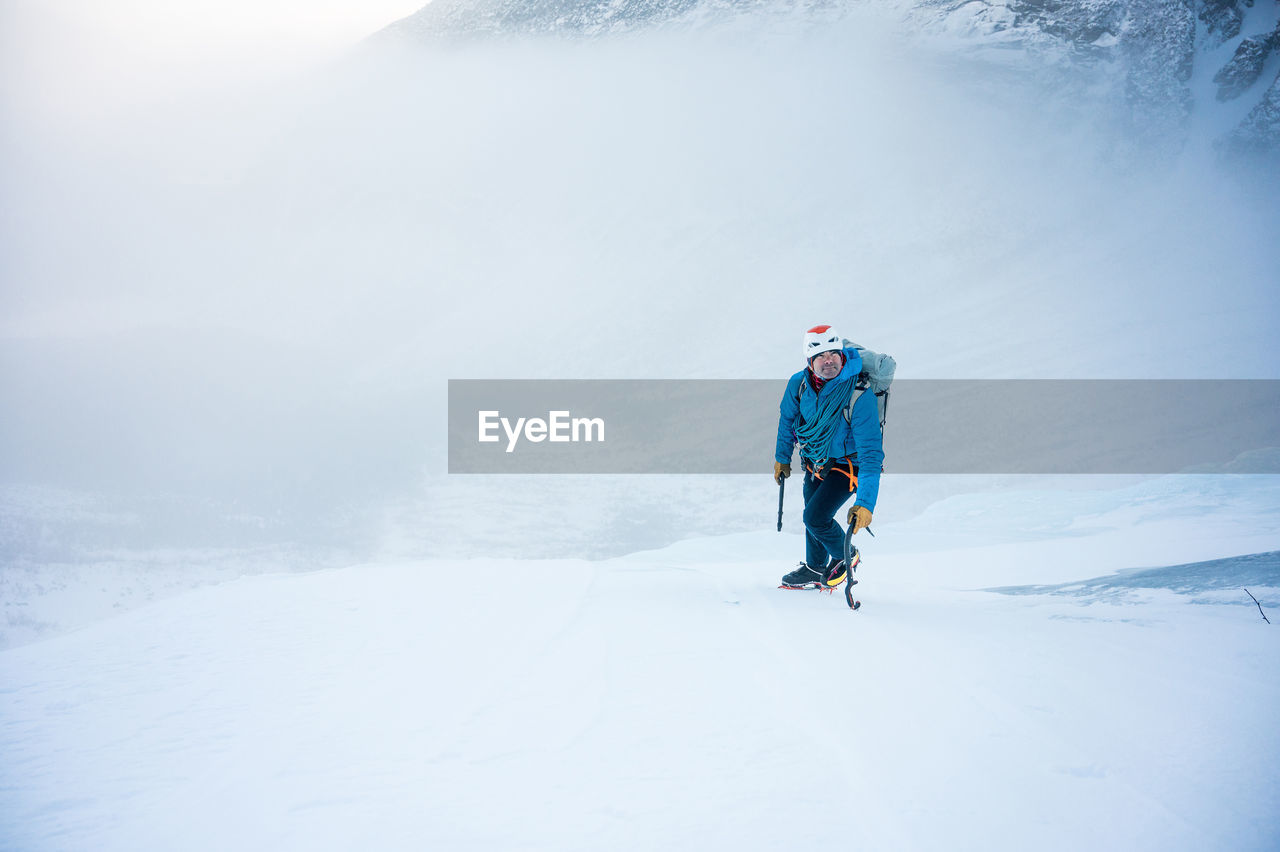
(778, 578), (858, 594)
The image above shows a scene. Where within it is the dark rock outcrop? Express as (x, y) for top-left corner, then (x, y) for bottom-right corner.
(1119, 0), (1197, 141)
(1007, 0), (1127, 47)
(1222, 69), (1280, 157)
(1213, 22), (1280, 102)
(1199, 0), (1246, 43)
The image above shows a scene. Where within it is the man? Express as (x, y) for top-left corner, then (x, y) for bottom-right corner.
(773, 324), (884, 590)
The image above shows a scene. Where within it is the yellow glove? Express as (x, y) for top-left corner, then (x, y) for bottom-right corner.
(773, 462), (791, 484)
(848, 505), (872, 534)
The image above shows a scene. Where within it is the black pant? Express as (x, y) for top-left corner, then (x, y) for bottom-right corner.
(801, 460), (858, 567)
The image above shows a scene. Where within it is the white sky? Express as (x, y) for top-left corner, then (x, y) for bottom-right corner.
(8, 0), (427, 53)
(2, 0), (428, 114)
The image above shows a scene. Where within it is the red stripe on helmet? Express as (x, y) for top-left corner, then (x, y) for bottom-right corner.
(806, 325), (832, 334)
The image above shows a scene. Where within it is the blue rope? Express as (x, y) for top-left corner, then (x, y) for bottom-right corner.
(795, 376), (855, 461)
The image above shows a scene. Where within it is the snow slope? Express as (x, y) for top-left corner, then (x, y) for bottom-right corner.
(6, 472), (1280, 648)
(3, 529), (1278, 851)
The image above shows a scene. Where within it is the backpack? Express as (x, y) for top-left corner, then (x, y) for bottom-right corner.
(845, 340), (895, 431)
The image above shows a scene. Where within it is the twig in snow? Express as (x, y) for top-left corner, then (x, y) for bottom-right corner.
(1243, 588), (1271, 624)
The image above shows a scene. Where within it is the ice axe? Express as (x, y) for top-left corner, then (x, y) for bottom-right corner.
(843, 523), (862, 611)
(776, 477), (785, 532)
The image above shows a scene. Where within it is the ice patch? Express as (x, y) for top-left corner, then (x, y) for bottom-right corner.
(988, 550), (1280, 608)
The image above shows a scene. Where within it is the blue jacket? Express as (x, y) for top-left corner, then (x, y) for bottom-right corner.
(775, 347), (884, 511)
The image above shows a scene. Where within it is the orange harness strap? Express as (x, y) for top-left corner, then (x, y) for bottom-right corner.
(842, 459), (858, 492)
(805, 458), (859, 492)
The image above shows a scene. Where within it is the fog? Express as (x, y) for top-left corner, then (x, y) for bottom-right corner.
(3, 6), (1279, 566)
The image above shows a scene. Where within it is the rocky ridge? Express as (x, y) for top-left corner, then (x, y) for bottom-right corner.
(381, 0), (1280, 158)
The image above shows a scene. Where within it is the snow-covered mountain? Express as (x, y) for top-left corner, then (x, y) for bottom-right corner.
(914, 0), (1280, 155)
(383, 0), (1280, 156)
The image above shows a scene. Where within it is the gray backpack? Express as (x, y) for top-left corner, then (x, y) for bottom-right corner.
(845, 340), (896, 431)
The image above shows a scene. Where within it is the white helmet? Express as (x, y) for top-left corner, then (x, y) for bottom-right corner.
(803, 324), (843, 362)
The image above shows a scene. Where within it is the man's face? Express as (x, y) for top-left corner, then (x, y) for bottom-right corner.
(811, 350), (844, 379)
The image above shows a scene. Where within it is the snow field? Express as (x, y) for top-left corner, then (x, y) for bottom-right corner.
(3, 531), (1277, 851)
